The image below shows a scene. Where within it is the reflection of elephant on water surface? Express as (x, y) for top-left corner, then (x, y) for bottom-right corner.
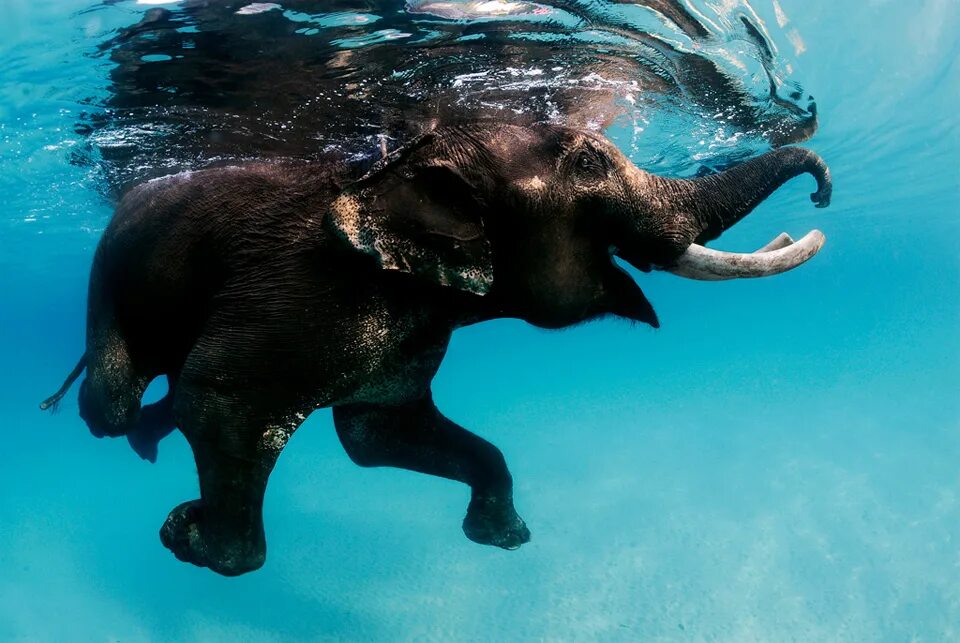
(41, 122), (831, 576)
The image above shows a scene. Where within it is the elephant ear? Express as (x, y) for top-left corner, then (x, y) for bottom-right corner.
(327, 159), (494, 295)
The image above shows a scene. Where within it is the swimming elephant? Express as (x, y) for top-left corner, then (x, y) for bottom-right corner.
(41, 122), (831, 576)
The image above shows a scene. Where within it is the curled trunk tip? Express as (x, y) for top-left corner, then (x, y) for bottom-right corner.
(659, 146), (832, 243)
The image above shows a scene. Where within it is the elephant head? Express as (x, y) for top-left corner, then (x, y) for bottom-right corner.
(327, 122), (831, 328)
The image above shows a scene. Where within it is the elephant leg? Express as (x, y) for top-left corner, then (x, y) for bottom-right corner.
(333, 395), (530, 550)
(126, 376), (178, 463)
(79, 322), (150, 438)
(160, 388), (302, 576)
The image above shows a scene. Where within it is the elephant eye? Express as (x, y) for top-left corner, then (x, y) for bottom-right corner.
(571, 147), (609, 179)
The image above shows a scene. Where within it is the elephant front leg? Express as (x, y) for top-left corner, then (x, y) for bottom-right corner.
(333, 395), (530, 550)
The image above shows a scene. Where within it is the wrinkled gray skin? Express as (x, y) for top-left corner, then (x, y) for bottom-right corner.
(42, 122), (831, 576)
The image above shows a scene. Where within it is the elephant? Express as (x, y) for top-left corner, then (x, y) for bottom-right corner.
(41, 122), (831, 576)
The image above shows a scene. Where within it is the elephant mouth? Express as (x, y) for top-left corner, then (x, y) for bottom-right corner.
(656, 229), (826, 281)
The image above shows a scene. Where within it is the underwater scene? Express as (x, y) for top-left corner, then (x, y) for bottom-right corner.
(1, 0), (957, 640)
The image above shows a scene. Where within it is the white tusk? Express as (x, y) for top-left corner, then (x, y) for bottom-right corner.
(755, 232), (794, 253)
(663, 230), (826, 281)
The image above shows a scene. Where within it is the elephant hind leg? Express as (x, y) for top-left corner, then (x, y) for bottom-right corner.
(126, 376), (178, 463)
(160, 444), (276, 576)
(79, 325), (149, 438)
(161, 383), (306, 576)
(333, 395), (530, 550)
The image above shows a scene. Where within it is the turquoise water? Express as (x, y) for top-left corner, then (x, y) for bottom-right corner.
(2, 1), (958, 640)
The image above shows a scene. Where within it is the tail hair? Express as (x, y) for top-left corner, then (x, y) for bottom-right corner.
(40, 353), (87, 412)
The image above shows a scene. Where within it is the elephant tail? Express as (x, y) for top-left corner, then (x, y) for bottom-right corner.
(40, 353), (87, 412)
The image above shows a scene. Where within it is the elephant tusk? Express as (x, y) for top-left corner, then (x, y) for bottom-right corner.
(755, 232), (794, 253)
(663, 230), (826, 281)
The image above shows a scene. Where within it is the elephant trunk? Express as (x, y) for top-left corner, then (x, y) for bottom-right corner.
(632, 147), (832, 281)
(657, 146), (832, 244)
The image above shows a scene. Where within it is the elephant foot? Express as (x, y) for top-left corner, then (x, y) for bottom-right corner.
(127, 427), (159, 463)
(159, 500), (265, 576)
(127, 398), (176, 464)
(462, 494), (530, 550)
